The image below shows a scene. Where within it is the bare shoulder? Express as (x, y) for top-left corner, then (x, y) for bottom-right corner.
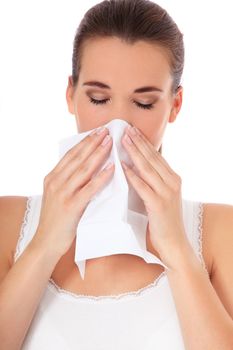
(202, 202), (233, 272)
(0, 196), (29, 282)
(202, 202), (233, 319)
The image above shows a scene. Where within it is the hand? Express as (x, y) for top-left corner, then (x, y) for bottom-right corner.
(120, 125), (189, 267)
(33, 127), (115, 258)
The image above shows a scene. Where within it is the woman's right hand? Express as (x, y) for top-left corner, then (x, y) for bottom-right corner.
(32, 127), (114, 258)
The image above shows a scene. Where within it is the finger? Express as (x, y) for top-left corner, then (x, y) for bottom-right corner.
(121, 161), (158, 206)
(62, 135), (114, 195)
(73, 161), (115, 205)
(122, 133), (167, 196)
(53, 127), (109, 174)
(129, 126), (176, 176)
(125, 127), (171, 181)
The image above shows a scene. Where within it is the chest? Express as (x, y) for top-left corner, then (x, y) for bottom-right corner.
(49, 202), (213, 297)
(50, 238), (166, 296)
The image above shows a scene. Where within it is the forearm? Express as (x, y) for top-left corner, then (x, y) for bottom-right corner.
(165, 240), (233, 350)
(0, 235), (60, 350)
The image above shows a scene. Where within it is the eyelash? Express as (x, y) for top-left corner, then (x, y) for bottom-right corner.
(88, 97), (154, 110)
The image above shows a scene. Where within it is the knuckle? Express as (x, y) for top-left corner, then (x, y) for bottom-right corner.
(43, 173), (52, 187)
(57, 186), (69, 201)
(177, 174), (182, 184)
(146, 153), (154, 164)
(174, 175), (182, 191)
(78, 136), (89, 148)
(44, 174), (59, 193)
(143, 161), (153, 174)
(137, 136), (144, 147)
(80, 162), (90, 175)
(67, 147), (77, 158)
(98, 139), (112, 152)
(46, 181), (57, 193)
(86, 179), (96, 191)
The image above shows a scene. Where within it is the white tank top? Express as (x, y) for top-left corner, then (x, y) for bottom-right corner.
(14, 195), (208, 350)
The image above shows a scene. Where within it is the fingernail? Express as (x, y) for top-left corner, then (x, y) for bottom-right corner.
(123, 134), (133, 145)
(129, 126), (137, 136)
(101, 134), (112, 146)
(90, 127), (106, 136)
(104, 162), (114, 170)
(121, 161), (128, 170)
(96, 127), (106, 135)
(133, 127), (141, 135)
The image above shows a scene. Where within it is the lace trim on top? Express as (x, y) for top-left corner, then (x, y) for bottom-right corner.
(47, 201), (209, 302)
(48, 270), (167, 303)
(197, 202), (210, 278)
(14, 196), (33, 262)
(12, 195), (167, 302)
(13, 197), (208, 302)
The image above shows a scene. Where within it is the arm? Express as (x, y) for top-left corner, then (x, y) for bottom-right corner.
(0, 196), (61, 350)
(0, 236), (61, 350)
(165, 203), (233, 350)
(119, 128), (233, 348)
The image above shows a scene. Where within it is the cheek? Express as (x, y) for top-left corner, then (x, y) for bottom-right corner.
(75, 94), (88, 113)
(144, 106), (170, 134)
(140, 107), (170, 145)
(72, 94), (92, 131)
(75, 94), (106, 121)
(74, 94), (109, 132)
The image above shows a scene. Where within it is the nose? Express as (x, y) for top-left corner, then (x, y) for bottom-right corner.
(107, 117), (133, 129)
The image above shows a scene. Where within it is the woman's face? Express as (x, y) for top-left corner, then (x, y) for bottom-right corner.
(66, 36), (183, 150)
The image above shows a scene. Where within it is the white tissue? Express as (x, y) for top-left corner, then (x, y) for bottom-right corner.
(58, 119), (168, 279)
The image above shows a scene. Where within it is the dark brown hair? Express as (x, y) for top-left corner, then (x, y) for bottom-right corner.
(71, 0), (185, 154)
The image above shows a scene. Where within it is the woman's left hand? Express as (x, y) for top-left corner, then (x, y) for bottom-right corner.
(121, 125), (189, 268)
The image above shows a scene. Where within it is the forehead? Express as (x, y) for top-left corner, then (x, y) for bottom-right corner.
(79, 37), (172, 91)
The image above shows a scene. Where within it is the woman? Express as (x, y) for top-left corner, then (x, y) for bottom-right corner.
(0, 0), (232, 349)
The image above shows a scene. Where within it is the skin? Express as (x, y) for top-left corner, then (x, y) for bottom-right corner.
(49, 36), (233, 349)
(66, 40), (233, 348)
(0, 36), (232, 350)
(65, 36), (183, 277)
(66, 36), (183, 149)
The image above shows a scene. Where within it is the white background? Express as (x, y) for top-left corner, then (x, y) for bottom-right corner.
(0, 0), (232, 204)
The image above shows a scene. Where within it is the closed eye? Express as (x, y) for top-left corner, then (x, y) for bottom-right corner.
(88, 97), (154, 110)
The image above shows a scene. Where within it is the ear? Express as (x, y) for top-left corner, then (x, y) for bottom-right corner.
(66, 75), (75, 115)
(168, 85), (183, 123)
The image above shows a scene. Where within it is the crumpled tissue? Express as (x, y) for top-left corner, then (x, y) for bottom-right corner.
(58, 118), (168, 279)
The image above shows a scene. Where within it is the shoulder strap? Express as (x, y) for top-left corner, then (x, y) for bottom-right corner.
(182, 198), (209, 275)
(14, 195), (42, 263)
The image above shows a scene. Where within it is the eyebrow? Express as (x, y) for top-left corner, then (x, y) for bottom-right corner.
(82, 80), (163, 93)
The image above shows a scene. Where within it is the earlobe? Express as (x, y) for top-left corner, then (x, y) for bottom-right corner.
(66, 76), (75, 115)
(168, 109), (178, 123)
(169, 86), (183, 123)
